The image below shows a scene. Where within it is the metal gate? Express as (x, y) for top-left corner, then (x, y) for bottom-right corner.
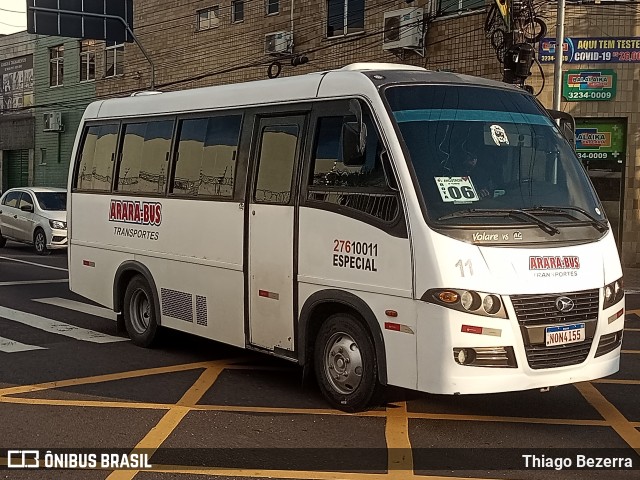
(6, 149), (29, 189)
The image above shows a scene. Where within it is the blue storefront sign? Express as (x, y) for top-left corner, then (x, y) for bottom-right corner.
(539, 37), (640, 63)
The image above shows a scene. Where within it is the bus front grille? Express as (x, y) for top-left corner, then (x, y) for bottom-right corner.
(510, 289), (599, 369)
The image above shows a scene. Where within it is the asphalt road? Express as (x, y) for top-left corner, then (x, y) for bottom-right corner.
(0, 242), (638, 480)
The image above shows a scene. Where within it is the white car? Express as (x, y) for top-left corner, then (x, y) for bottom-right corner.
(0, 187), (68, 255)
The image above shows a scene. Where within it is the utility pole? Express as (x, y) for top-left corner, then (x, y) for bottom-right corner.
(552, 0), (566, 110)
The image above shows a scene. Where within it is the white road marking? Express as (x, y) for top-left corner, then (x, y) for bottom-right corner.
(0, 255), (68, 272)
(0, 336), (46, 353)
(0, 279), (68, 287)
(0, 306), (126, 344)
(33, 297), (117, 321)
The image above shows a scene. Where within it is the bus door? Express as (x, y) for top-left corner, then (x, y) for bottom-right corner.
(248, 115), (306, 351)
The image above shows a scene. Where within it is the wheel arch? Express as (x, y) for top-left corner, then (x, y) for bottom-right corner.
(298, 289), (387, 385)
(113, 261), (161, 325)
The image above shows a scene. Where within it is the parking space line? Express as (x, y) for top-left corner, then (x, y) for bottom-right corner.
(575, 382), (640, 450)
(593, 378), (640, 385)
(0, 361), (215, 397)
(0, 255), (68, 271)
(0, 336), (46, 353)
(406, 411), (608, 426)
(107, 365), (225, 480)
(0, 279), (68, 287)
(386, 401), (413, 477)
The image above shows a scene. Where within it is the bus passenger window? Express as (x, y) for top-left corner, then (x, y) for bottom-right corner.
(117, 120), (174, 195)
(172, 115), (242, 197)
(308, 114), (398, 222)
(75, 123), (118, 191)
(255, 124), (299, 204)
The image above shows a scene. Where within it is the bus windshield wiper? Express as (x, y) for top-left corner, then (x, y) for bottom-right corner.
(437, 209), (560, 235)
(524, 206), (608, 233)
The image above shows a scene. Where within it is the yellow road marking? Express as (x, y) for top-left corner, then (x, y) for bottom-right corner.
(625, 328), (640, 332)
(576, 382), (640, 451)
(0, 396), (171, 410)
(0, 361), (214, 397)
(106, 366), (225, 480)
(148, 465), (499, 480)
(385, 401), (413, 477)
(624, 309), (640, 316)
(593, 378), (640, 385)
(621, 350), (640, 354)
(407, 411), (607, 426)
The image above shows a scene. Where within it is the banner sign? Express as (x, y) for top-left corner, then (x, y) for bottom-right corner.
(563, 70), (616, 101)
(575, 121), (625, 163)
(0, 55), (34, 112)
(539, 37), (640, 63)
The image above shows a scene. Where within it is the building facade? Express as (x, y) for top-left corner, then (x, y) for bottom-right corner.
(17, 0), (640, 266)
(33, 36), (98, 188)
(0, 31), (36, 191)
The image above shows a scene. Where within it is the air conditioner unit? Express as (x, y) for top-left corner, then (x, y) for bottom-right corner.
(43, 111), (63, 132)
(383, 7), (424, 50)
(265, 31), (293, 55)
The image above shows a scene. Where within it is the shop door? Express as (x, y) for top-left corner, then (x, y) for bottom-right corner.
(576, 118), (626, 248)
(6, 150), (29, 188)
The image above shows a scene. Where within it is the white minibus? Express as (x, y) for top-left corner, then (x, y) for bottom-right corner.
(67, 63), (624, 411)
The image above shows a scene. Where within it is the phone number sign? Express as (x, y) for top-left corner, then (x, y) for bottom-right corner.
(563, 70), (616, 101)
(539, 37), (640, 63)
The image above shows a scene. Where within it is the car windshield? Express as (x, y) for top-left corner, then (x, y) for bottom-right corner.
(35, 192), (67, 211)
(384, 84), (606, 230)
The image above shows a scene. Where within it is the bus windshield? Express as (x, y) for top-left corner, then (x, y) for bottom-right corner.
(385, 84), (606, 231)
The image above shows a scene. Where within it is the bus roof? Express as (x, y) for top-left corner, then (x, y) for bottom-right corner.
(84, 63), (520, 120)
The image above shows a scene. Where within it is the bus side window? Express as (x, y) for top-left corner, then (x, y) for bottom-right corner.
(171, 114), (242, 198)
(308, 107), (399, 222)
(116, 120), (174, 195)
(75, 123), (118, 191)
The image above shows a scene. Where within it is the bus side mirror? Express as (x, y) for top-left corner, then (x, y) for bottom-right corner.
(342, 99), (368, 166)
(342, 121), (367, 166)
(547, 109), (576, 151)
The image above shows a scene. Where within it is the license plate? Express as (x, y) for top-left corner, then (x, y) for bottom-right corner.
(545, 323), (585, 347)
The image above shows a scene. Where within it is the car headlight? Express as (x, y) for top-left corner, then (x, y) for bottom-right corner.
(49, 220), (67, 229)
(424, 288), (508, 318)
(603, 277), (624, 309)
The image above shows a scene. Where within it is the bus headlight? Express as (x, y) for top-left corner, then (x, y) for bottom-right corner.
(603, 277), (624, 309)
(461, 290), (481, 311)
(422, 289), (508, 319)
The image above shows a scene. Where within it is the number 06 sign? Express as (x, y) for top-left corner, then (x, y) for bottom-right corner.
(435, 177), (479, 203)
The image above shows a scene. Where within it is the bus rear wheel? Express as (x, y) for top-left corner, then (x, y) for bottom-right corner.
(123, 275), (159, 347)
(314, 313), (381, 412)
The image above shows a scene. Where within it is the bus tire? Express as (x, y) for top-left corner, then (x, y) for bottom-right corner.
(123, 275), (159, 347)
(314, 313), (382, 412)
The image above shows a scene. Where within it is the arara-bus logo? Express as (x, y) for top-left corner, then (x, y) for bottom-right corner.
(529, 256), (580, 270)
(109, 199), (162, 226)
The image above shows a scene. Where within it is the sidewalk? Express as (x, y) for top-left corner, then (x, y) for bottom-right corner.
(623, 267), (640, 292)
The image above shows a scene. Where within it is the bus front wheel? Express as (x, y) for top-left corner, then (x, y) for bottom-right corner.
(123, 275), (159, 347)
(314, 313), (381, 412)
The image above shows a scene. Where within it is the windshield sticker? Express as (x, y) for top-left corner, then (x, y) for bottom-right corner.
(490, 125), (510, 146)
(435, 177), (479, 203)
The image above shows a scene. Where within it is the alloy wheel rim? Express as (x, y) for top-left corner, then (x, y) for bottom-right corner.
(323, 331), (363, 395)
